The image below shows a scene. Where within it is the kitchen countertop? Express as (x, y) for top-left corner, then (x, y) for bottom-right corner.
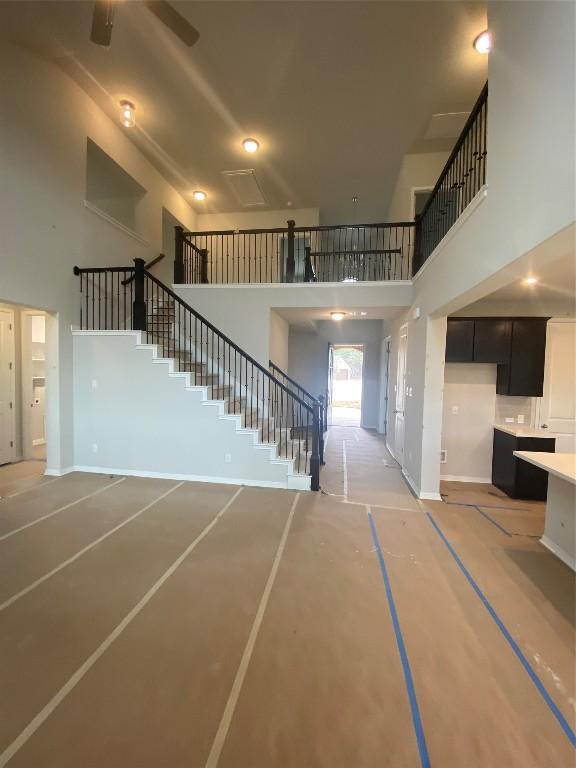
(494, 424), (557, 439)
(514, 451), (576, 485)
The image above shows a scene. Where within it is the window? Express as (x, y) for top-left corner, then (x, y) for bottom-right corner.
(85, 139), (147, 233)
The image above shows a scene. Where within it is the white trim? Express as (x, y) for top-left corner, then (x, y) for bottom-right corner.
(70, 465), (309, 490)
(412, 185), (488, 282)
(44, 467), (75, 477)
(174, 280), (412, 290)
(402, 467), (442, 501)
(0, 307), (16, 463)
(204, 492), (300, 768)
(540, 535), (576, 572)
(440, 474), (492, 484)
(83, 200), (150, 247)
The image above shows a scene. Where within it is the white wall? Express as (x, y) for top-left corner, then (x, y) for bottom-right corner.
(195, 207), (319, 231)
(269, 311), (289, 371)
(176, 283), (411, 367)
(0, 42), (196, 473)
(441, 363), (497, 483)
(386, 152), (449, 222)
(391, 0), (575, 498)
(288, 320), (384, 428)
(72, 332), (299, 487)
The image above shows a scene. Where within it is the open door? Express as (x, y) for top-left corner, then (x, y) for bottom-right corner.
(394, 325), (408, 464)
(0, 308), (15, 465)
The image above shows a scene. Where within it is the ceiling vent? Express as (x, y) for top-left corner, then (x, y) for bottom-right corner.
(221, 169), (267, 207)
(424, 112), (470, 141)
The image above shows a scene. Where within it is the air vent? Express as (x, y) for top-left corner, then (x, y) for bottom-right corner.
(222, 169), (267, 207)
(424, 112), (469, 141)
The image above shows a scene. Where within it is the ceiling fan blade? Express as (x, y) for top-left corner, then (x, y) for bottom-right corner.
(90, 0), (116, 46)
(145, 1), (200, 47)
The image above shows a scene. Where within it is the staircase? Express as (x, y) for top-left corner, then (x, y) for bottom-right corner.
(72, 260), (321, 490)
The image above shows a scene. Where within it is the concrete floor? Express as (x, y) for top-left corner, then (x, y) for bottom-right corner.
(0, 430), (573, 767)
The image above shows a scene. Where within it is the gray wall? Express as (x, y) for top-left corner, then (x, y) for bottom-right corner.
(288, 320), (383, 428)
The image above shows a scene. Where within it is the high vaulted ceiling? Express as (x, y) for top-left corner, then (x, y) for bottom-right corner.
(2, 1), (487, 222)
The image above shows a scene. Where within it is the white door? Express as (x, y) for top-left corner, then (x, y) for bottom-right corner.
(394, 325), (408, 464)
(0, 310), (15, 465)
(539, 320), (576, 448)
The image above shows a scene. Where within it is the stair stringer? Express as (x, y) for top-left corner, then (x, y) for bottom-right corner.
(71, 330), (310, 490)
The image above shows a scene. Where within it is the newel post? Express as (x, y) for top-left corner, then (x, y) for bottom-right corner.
(310, 402), (321, 491)
(132, 258), (147, 331)
(174, 225), (185, 283)
(317, 395), (325, 465)
(286, 219), (296, 283)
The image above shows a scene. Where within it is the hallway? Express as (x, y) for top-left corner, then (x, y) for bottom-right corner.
(0, 431), (573, 767)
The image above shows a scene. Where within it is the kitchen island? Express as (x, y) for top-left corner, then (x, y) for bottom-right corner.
(514, 451), (576, 570)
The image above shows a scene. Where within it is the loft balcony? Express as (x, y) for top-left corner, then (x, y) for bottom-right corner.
(173, 83), (487, 287)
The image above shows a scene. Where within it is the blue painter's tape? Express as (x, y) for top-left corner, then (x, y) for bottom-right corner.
(426, 512), (576, 748)
(367, 510), (432, 768)
(471, 504), (512, 537)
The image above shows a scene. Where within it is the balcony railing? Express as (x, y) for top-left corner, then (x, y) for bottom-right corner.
(413, 83), (488, 273)
(175, 83), (487, 284)
(175, 222), (415, 284)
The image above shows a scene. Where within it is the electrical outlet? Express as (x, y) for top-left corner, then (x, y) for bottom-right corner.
(505, 417), (515, 423)
(91, 379), (98, 389)
(440, 450), (447, 464)
(91, 443), (98, 454)
(225, 453), (232, 463)
(451, 405), (459, 415)
(517, 415), (525, 424)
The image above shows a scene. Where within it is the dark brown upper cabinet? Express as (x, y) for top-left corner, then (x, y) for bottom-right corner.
(446, 317), (549, 396)
(496, 319), (548, 396)
(445, 319), (475, 362)
(473, 318), (512, 363)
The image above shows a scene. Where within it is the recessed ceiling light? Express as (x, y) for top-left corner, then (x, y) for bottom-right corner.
(242, 138), (260, 153)
(192, 190), (207, 201)
(331, 312), (346, 322)
(523, 276), (539, 286)
(473, 30), (492, 54)
(120, 99), (136, 128)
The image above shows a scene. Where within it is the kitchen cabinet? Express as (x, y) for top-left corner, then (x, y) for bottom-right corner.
(446, 317), (548, 397)
(492, 427), (555, 500)
(473, 319), (511, 363)
(445, 319), (474, 362)
(496, 319), (548, 396)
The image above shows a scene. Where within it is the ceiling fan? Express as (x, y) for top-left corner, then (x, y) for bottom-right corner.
(90, 1), (200, 48)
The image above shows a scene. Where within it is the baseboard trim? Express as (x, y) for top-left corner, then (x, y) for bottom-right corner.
(540, 535), (576, 572)
(44, 467), (75, 477)
(70, 465), (306, 490)
(440, 474), (492, 484)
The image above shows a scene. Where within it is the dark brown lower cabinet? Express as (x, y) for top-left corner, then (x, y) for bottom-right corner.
(492, 428), (555, 500)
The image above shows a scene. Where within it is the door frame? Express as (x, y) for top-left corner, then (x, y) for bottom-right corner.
(21, 311), (47, 460)
(328, 342), (365, 427)
(394, 324), (408, 466)
(378, 336), (391, 434)
(0, 307), (16, 464)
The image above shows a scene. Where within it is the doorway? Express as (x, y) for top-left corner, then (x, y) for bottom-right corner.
(378, 337), (391, 434)
(22, 312), (47, 461)
(328, 344), (364, 427)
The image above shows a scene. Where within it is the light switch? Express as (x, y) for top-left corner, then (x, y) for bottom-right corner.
(91, 379), (98, 389)
(517, 415), (525, 424)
